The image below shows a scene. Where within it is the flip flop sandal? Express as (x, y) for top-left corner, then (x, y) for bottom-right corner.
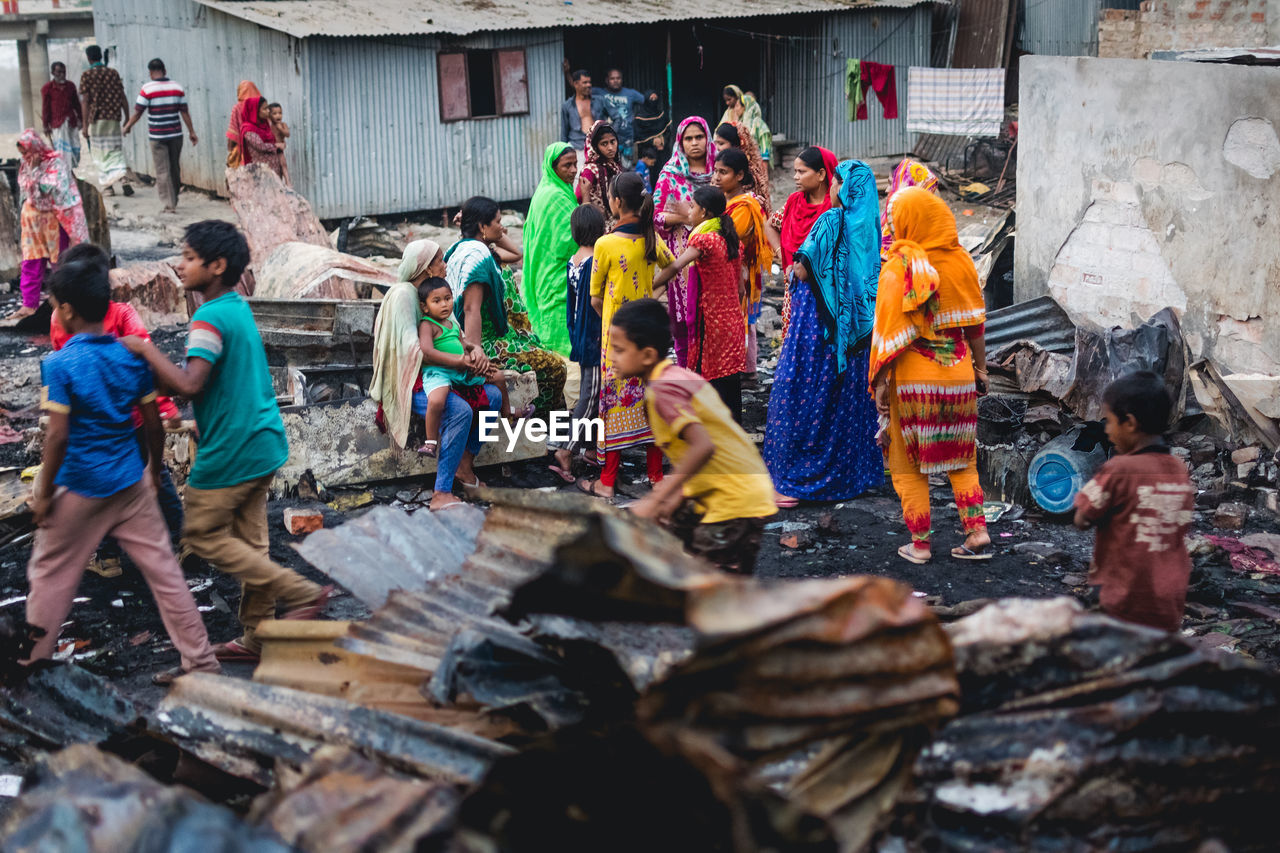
(576, 478), (613, 500)
(775, 495), (799, 509)
(212, 640), (260, 662)
(458, 477), (484, 489)
(281, 584), (334, 620)
(417, 440), (438, 457)
(897, 544), (932, 565)
(952, 544), (994, 561)
(548, 464), (576, 483)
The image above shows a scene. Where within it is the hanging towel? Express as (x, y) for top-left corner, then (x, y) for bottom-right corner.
(856, 62), (899, 120)
(906, 67), (1004, 136)
(845, 58), (865, 121)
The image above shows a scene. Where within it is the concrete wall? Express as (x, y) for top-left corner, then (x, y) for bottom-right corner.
(1015, 55), (1280, 377)
(1099, 0), (1269, 60)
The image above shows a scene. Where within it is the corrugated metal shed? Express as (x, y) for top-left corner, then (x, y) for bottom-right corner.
(768, 5), (932, 162)
(95, 0), (309, 198)
(194, 0), (939, 38)
(1019, 0), (1143, 58)
(304, 30), (563, 240)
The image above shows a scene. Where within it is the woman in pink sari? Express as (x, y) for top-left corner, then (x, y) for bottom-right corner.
(652, 116), (715, 367)
(8, 129), (87, 320)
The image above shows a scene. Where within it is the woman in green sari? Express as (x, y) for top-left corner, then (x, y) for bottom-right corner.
(522, 141), (579, 358)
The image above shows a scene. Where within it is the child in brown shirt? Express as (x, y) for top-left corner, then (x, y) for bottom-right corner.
(1073, 371), (1194, 632)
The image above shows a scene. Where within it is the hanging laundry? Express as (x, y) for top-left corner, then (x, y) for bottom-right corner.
(856, 61), (899, 120)
(845, 58), (865, 122)
(906, 67), (1004, 136)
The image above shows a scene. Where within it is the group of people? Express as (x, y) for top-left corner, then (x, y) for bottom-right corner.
(369, 97), (1001, 577)
(26, 221), (331, 683)
(225, 79), (291, 183)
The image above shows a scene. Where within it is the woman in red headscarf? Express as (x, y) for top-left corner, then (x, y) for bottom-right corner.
(225, 80), (260, 168)
(237, 96), (285, 181)
(766, 146), (837, 340)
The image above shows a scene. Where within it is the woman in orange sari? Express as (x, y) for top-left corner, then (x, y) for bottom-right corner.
(225, 80), (260, 167)
(870, 186), (991, 564)
(713, 148), (772, 381)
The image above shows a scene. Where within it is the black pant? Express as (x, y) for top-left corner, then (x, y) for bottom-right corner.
(709, 373), (743, 425)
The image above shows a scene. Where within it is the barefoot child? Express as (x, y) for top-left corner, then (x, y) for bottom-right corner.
(1073, 371), (1194, 632)
(615, 298), (776, 573)
(416, 276), (509, 456)
(576, 172), (675, 500)
(26, 257), (219, 685)
(550, 204), (606, 481)
(122, 220), (330, 664)
(653, 185), (746, 422)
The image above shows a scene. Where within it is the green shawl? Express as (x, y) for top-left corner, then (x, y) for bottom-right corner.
(522, 141), (578, 357)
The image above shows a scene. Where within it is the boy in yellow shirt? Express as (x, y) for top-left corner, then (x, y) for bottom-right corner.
(611, 298), (777, 572)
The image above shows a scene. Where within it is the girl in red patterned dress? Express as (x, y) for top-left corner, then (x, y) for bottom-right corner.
(654, 186), (745, 422)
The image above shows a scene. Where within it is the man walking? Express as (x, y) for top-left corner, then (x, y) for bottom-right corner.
(560, 67), (603, 171)
(79, 46), (133, 196)
(596, 69), (649, 168)
(41, 62), (82, 167)
(123, 58), (197, 214)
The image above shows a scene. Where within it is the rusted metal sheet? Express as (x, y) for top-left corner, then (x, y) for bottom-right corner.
(0, 745), (292, 853)
(154, 673), (514, 787)
(0, 665), (139, 755)
(951, 0), (1016, 68)
(250, 747), (460, 852)
(892, 597), (1280, 850)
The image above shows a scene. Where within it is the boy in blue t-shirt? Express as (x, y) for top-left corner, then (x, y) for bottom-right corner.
(26, 256), (219, 685)
(123, 221), (330, 663)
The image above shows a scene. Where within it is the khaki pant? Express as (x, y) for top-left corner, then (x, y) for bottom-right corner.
(183, 474), (321, 652)
(149, 135), (182, 210)
(26, 480), (218, 673)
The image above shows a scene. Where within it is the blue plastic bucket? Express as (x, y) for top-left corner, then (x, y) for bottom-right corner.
(1028, 429), (1108, 515)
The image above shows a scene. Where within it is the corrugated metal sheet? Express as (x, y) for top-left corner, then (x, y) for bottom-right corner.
(1019, 0), (1143, 58)
(769, 6), (932, 162)
(984, 295), (1076, 355)
(94, 0), (308, 198)
(951, 0), (1015, 67)
(305, 30), (562, 217)
(194, 0), (941, 38)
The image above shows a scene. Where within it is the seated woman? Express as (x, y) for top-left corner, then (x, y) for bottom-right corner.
(372, 238), (501, 510)
(447, 196), (567, 418)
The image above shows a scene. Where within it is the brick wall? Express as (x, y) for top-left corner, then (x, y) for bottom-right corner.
(1099, 0), (1269, 59)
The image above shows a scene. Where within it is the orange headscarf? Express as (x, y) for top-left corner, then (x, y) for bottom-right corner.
(869, 187), (985, 386)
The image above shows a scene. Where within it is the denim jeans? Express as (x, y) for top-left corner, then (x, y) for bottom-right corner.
(414, 384), (502, 492)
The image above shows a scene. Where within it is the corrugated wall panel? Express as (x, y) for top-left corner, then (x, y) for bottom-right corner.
(305, 30), (562, 218)
(1019, 0), (1143, 57)
(94, 0), (308, 196)
(768, 8), (931, 161)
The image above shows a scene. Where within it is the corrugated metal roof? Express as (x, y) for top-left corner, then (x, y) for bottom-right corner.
(194, 0), (940, 38)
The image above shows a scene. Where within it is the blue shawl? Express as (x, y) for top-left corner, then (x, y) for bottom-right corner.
(793, 159), (881, 374)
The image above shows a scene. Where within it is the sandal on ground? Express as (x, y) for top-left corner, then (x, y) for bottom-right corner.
(548, 463), (576, 483)
(576, 478), (613, 500)
(897, 543), (932, 565)
(417, 439), (438, 457)
(152, 664), (219, 686)
(281, 584), (334, 621)
(212, 639), (260, 662)
(951, 544), (993, 561)
(774, 494), (799, 509)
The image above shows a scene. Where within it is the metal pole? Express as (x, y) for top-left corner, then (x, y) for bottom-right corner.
(17, 37), (34, 129)
(28, 32), (49, 132)
(665, 27), (673, 123)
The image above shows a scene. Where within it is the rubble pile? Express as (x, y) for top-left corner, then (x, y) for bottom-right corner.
(0, 492), (1277, 851)
(887, 598), (1280, 851)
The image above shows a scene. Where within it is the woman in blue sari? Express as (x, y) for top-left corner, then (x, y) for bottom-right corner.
(762, 159), (884, 504)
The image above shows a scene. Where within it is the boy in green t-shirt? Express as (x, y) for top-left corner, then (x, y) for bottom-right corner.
(123, 221), (330, 662)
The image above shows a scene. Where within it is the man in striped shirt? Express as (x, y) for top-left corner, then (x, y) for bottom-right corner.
(123, 58), (198, 214)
